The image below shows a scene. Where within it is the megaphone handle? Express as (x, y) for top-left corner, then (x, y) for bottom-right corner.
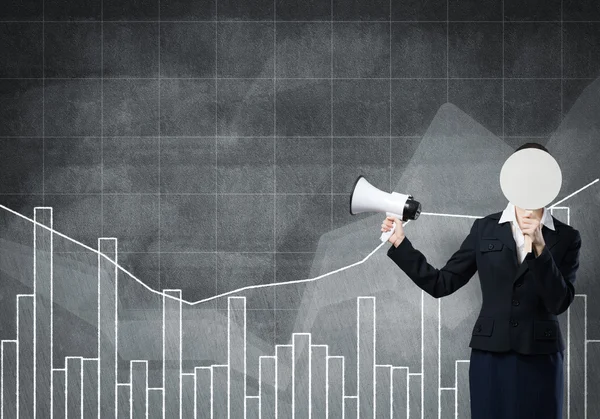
(380, 211), (403, 243)
(380, 223), (395, 242)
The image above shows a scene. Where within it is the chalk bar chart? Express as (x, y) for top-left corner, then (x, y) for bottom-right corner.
(0, 204), (597, 418)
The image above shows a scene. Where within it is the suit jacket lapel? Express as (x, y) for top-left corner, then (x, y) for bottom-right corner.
(493, 221), (518, 270)
(541, 224), (560, 251)
(492, 217), (560, 283)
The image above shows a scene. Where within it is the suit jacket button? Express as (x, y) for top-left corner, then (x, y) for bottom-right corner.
(511, 320), (519, 327)
(544, 328), (553, 337)
(488, 244), (494, 250)
(512, 299), (520, 306)
(516, 281), (523, 287)
(475, 325), (482, 332)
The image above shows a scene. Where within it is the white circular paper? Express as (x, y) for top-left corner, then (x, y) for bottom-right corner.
(499, 148), (562, 210)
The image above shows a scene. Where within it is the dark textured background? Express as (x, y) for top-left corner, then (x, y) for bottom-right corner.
(1, 0), (600, 417)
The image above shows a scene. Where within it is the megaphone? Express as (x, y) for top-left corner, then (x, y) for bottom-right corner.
(349, 175), (422, 242)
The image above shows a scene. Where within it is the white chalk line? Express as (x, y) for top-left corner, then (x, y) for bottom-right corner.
(0, 178), (596, 307)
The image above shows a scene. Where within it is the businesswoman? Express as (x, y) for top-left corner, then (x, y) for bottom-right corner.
(380, 143), (582, 419)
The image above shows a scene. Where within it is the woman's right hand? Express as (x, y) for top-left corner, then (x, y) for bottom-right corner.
(381, 216), (405, 246)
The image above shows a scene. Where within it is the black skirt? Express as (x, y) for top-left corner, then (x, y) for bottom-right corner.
(469, 348), (564, 419)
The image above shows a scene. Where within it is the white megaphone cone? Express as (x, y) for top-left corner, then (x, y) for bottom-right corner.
(349, 175), (422, 242)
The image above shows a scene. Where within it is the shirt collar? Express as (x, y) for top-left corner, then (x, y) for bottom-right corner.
(498, 202), (555, 231)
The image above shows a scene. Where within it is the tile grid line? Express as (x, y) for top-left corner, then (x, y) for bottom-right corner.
(0, 193), (410, 197)
(389, 0), (392, 197)
(446, 0), (449, 103)
(439, 2), (450, 419)
(273, 0), (277, 354)
(561, 6), (568, 419)
(100, 0), (104, 242)
(52, 251), (355, 255)
(159, 7), (165, 415)
(561, 0), (564, 119)
(440, 1), (450, 418)
(99, 0), (105, 414)
(502, 0), (505, 141)
(41, 1), (45, 208)
(3, 19), (600, 23)
(331, 0), (334, 235)
(3, 77), (596, 80)
(158, 0), (162, 302)
(215, 0), (219, 314)
(38, 0), (46, 416)
(0, 135), (550, 139)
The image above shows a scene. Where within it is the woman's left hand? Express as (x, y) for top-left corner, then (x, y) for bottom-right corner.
(521, 212), (546, 247)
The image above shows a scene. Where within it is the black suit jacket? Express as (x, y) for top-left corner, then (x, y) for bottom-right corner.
(387, 211), (582, 355)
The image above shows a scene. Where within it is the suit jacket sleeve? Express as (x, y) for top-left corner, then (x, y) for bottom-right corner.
(386, 219), (479, 298)
(525, 229), (582, 315)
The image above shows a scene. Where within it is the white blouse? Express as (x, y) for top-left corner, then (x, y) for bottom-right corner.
(498, 202), (555, 264)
